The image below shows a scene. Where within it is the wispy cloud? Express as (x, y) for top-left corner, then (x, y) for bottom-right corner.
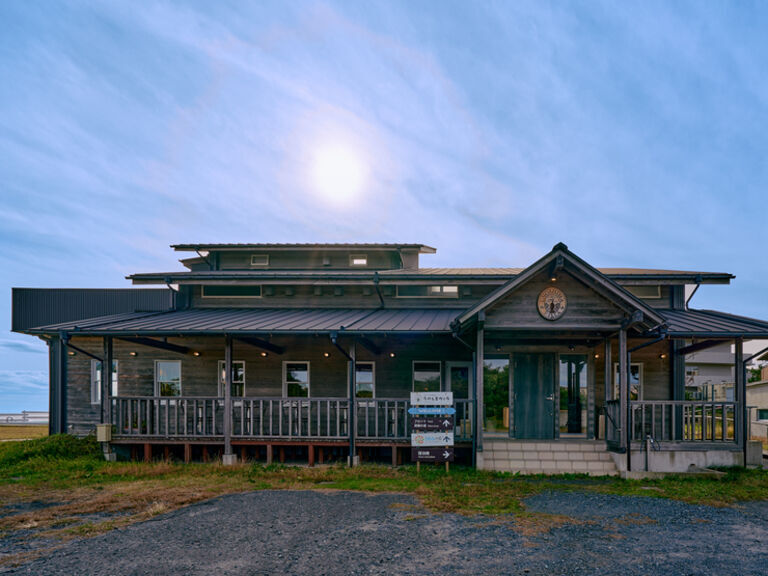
(0, 371), (48, 412)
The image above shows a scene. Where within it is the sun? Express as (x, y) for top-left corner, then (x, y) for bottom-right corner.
(311, 144), (367, 204)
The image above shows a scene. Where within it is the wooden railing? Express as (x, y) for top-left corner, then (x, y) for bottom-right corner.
(111, 397), (224, 438)
(231, 398), (349, 439)
(111, 396), (474, 442)
(630, 401), (738, 444)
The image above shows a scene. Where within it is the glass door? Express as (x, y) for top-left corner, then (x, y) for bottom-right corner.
(482, 358), (509, 434)
(559, 354), (587, 436)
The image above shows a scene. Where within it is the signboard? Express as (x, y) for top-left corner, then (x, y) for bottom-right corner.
(408, 406), (455, 415)
(411, 447), (454, 462)
(410, 415), (454, 432)
(411, 432), (454, 447)
(410, 391), (453, 406)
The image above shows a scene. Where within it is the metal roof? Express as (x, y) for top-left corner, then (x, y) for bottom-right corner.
(26, 308), (464, 335)
(171, 243), (437, 253)
(658, 309), (768, 338)
(128, 267), (733, 284)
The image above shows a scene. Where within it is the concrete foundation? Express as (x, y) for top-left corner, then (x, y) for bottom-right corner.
(222, 453), (238, 466)
(611, 448), (744, 475)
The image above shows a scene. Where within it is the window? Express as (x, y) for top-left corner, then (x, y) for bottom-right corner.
(396, 285), (459, 298)
(155, 360), (181, 397)
(201, 285), (262, 298)
(413, 361), (441, 392)
(625, 285), (661, 299)
(613, 363), (643, 401)
(283, 362), (309, 397)
(90, 360), (118, 404)
(354, 362), (375, 398)
(218, 361), (245, 397)
(250, 254), (269, 267)
(350, 254), (367, 266)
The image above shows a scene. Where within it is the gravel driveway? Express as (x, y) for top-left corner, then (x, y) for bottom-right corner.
(3, 490), (768, 575)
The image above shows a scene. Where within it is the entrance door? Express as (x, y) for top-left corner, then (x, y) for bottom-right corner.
(447, 362), (473, 437)
(513, 353), (556, 439)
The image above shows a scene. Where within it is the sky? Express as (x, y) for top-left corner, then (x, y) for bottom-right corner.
(2, 1), (768, 412)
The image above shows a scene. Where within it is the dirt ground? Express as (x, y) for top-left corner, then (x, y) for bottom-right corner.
(2, 490), (767, 575)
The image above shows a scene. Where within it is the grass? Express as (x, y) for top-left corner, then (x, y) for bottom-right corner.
(0, 425), (48, 441)
(1, 435), (767, 567)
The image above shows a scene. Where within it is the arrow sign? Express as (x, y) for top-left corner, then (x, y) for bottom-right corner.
(408, 407), (456, 415)
(410, 415), (454, 432)
(411, 447), (454, 463)
(411, 432), (454, 447)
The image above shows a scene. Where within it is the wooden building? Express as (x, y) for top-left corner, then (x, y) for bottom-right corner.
(11, 242), (768, 474)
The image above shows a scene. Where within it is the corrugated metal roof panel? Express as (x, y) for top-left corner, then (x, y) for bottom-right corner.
(27, 308), (463, 334)
(659, 309), (768, 337)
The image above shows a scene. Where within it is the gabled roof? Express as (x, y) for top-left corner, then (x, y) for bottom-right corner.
(171, 243), (437, 253)
(455, 243), (665, 329)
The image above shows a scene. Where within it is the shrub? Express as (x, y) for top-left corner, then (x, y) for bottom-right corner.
(0, 434), (101, 467)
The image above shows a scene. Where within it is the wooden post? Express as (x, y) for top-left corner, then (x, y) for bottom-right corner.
(202, 445), (209, 462)
(349, 342), (356, 467)
(241, 446), (247, 462)
(308, 445), (315, 467)
(184, 443), (191, 463)
(144, 443), (152, 462)
(735, 338), (745, 450)
(224, 335), (233, 458)
(618, 329), (628, 467)
(475, 316), (485, 454)
(266, 444), (273, 465)
(279, 447), (285, 463)
(391, 446), (397, 467)
(318, 447), (324, 464)
(416, 461), (420, 473)
(163, 446), (170, 461)
(102, 337), (113, 425)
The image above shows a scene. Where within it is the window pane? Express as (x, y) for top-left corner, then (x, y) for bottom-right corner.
(219, 361), (245, 397)
(157, 361), (181, 397)
(414, 362), (441, 392)
(285, 363), (309, 397)
(356, 363), (374, 398)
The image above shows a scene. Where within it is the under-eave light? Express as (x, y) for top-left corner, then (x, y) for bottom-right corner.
(192, 351), (201, 357)
(129, 351), (138, 357)
(389, 352), (396, 358)
(260, 352), (268, 357)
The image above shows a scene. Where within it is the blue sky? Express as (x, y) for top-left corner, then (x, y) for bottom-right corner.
(2, 1), (767, 412)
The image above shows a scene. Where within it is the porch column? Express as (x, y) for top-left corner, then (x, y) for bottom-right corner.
(475, 313), (485, 453)
(603, 338), (611, 402)
(671, 339), (685, 441)
(348, 341), (356, 467)
(102, 337), (113, 425)
(49, 333), (68, 435)
(618, 328), (628, 451)
(735, 337), (745, 451)
(223, 334), (235, 464)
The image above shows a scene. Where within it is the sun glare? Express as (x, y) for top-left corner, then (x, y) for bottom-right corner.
(311, 144), (367, 204)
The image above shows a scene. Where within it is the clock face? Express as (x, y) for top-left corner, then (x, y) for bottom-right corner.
(537, 287), (567, 321)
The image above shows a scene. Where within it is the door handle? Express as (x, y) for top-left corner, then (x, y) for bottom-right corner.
(545, 394), (555, 401)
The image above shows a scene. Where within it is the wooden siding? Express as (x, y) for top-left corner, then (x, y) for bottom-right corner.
(65, 334), (472, 436)
(484, 270), (626, 330)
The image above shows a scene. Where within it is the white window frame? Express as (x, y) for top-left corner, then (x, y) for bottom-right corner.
(282, 361), (310, 397)
(350, 254), (368, 267)
(412, 360), (442, 392)
(396, 285), (459, 298)
(155, 360), (182, 397)
(90, 359), (118, 404)
(613, 362), (644, 401)
(250, 254), (269, 267)
(218, 360), (246, 397)
(348, 361), (376, 399)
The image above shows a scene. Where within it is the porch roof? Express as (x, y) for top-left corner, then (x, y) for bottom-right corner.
(658, 308), (768, 338)
(26, 307), (464, 335)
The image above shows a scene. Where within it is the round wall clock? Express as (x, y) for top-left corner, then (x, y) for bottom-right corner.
(537, 287), (567, 321)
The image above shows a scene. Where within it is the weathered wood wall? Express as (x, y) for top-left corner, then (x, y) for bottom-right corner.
(65, 334), (472, 436)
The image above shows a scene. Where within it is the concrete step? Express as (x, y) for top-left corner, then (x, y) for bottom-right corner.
(479, 439), (618, 476)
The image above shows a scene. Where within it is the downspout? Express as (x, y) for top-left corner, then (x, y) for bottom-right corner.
(330, 331), (356, 467)
(684, 276), (702, 309)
